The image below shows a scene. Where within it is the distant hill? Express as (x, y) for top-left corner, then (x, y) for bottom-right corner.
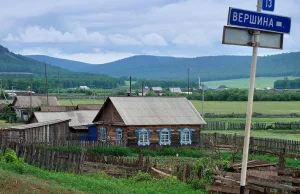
(0, 45), (70, 76)
(27, 55), (94, 72)
(27, 52), (300, 81)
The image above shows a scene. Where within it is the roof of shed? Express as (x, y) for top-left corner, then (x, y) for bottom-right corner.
(150, 87), (163, 91)
(169, 87), (182, 93)
(94, 97), (206, 126)
(40, 106), (77, 112)
(12, 96), (59, 108)
(32, 110), (98, 127)
(9, 119), (70, 130)
(77, 104), (102, 110)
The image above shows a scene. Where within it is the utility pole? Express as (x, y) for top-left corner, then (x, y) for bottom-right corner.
(202, 81), (204, 117)
(240, 1), (261, 193)
(142, 81), (144, 96)
(30, 80), (33, 115)
(45, 62), (49, 106)
(187, 67), (191, 98)
(57, 67), (60, 94)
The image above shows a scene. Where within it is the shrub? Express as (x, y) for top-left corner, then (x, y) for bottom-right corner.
(4, 148), (18, 163)
(88, 146), (132, 157)
(132, 171), (152, 182)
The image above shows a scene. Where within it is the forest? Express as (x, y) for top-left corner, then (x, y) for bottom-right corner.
(274, 78), (300, 89)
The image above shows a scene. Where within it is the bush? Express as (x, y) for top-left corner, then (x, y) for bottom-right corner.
(88, 146), (132, 157)
(4, 148), (18, 163)
(132, 171), (152, 182)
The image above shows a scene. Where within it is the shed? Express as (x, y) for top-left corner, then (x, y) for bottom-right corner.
(40, 106), (77, 112)
(8, 119), (70, 143)
(29, 110), (98, 140)
(77, 104), (102, 110)
(93, 97), (206, 147)
(12, 96), (59, 120)
(169, 87), (182, 93)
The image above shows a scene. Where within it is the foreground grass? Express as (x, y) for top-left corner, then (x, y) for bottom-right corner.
(0, 162), (200, 194)
(191, 100), (300, 114)
(202, 130), (300, 141)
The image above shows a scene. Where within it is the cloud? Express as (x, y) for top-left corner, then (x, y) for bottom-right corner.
(17, 47), (137, 64)
(108, 34), (141, 45)
(139, 33), (168, 46)
(3, 25), (105, 43)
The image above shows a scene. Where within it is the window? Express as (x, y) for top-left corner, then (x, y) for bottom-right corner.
(136, 128), (151, 146)
(178, 128), (195, 145)
(116, 128), (123, 145)
(100, 127), (107, 141)
(157, 128), (173, 145)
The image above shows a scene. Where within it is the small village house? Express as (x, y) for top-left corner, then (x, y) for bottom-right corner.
(169, 87), (183, 94)
(29, 110), (98, 140)
(7, 119), (70, 143)
(12, 96), (59, 121)
(150, 87), (163, 95)
(92, 97), (206, 147)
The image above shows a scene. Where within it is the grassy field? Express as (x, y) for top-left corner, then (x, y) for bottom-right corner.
(58, 99), (300, 114)
(204, 76), (299, 89)
(205, 117), (300, 125)
(202, 130), (300, 141)
(0, 162), (200, 194)
(191, 100), (300, 114)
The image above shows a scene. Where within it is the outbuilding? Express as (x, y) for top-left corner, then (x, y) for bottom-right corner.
(92, 97), (206, 147)
(8, 119), (70, 143)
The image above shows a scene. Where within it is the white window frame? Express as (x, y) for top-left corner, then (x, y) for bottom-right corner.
(136, 128), (151, 146)
(178, 128), (195, 145)
(100, 127), (107, 141)
(157, 128), (173, 145)
(115, 128), (123, 145)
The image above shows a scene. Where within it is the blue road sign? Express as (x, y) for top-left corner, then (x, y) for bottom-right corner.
(262, 0), (275, 11)
(228, 7), (291, 34)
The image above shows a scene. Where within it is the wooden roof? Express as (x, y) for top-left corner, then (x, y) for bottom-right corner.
(93, 97), (206, 126)
(12, 96), (59, 108)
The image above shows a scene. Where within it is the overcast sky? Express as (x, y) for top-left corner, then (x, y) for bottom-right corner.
(0, 0), (299, 64)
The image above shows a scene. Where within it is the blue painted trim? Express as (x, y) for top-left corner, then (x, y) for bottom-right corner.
(100, 127), (107, 141)
(115, 128), (123, 144)
(178, 128), (195, 145)
(157, 128), (173, 146)
(136, 128), (151, 146)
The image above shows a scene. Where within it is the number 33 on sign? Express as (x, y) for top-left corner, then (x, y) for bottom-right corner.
(262, 0), (275, 11)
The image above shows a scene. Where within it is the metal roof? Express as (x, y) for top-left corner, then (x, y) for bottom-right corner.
(12, 96), (59, 108)
(169, 87), (182, 93)
(150, 87), (163, 91)
(40, 106), (77, 112)
(77, 104), (102, 110)
(95, 97), (206, 126)
(9, 119), (70, 130)
(32, 110), (98, 127)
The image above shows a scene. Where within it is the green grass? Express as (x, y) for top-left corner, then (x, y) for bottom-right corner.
(205, 117), (300, 125)
(0, 121), (20, 128)
(202, 130), (300, 141)
(204, 76), (299, 89)
(191, 100), (300, 114)
(0, 162), (201, 194)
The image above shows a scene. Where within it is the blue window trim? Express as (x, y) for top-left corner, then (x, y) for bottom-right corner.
(157, 128), (174, 146)
(135, 128), (152, 146)
(115, 128), (123, 144)
(177, 128), (195, 145)
(100, 127), (107, 141)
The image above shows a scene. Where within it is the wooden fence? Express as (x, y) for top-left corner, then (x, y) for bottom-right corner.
(203, 122), (269, 130)
(0, 142), (86, 174)
(200, 133), (300, 154)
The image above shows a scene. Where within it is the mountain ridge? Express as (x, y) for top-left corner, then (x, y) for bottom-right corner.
(27, 52), (300, 81)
